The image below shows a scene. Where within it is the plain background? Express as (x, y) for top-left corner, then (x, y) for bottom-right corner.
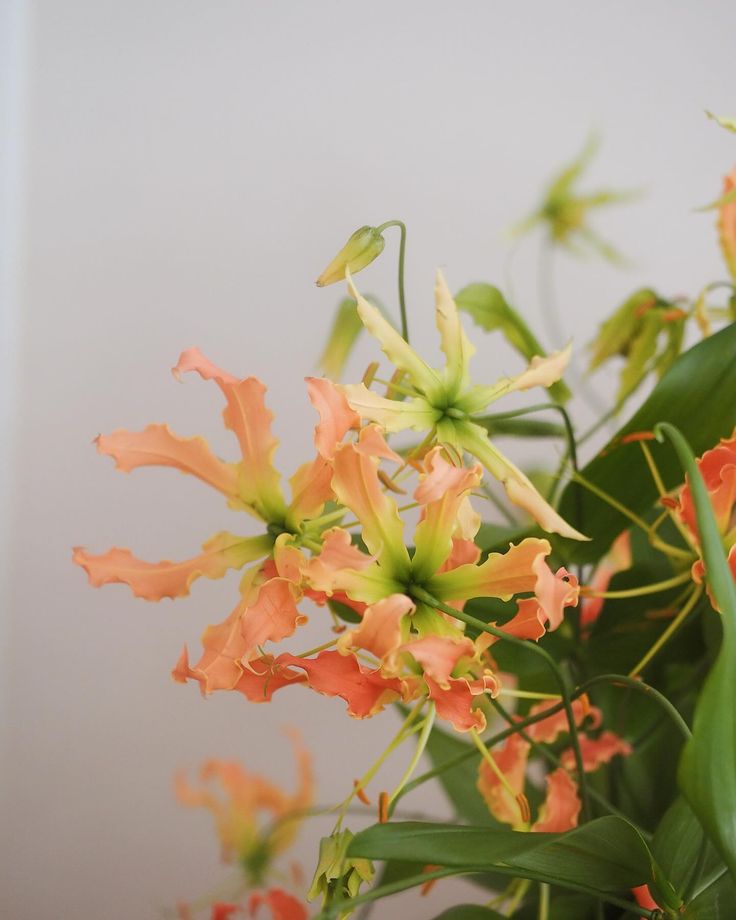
(2, 2), (736, 917)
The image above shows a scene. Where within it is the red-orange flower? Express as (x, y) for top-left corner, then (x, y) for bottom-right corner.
(676, 428), (736, 601)
(477, 700), (630, 832)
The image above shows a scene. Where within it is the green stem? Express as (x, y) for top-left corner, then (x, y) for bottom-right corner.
(375, 219), (409, 342)
(628, 586), (703, 677)
(538, 882), (550, 920)
(410, 586), (590, 822)
(389, 703), (436, 804)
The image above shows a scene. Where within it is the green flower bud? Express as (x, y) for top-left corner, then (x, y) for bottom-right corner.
(307, 829), (374, 916)
(316, 226), (385, 287)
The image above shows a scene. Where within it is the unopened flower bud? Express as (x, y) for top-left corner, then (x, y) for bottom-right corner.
(316, 226), (385, 287)
(307, 830), (374, 913)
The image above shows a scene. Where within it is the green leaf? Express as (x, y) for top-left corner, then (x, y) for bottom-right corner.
(317, 294), (387, 379)
(557, 321), (736, 563)
(431, 908), (507, 920)
(653, 797), (724, 901)
(318, 297), (364, 379)
(348, 817), (657, 895)
(475, 416), (566, 439)
(683, 870), (736, 918)
(655, 424), (736, 882)
(455, 283), (571, 404)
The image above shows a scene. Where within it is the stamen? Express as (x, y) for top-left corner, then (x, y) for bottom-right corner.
(378, 792), (389, 823)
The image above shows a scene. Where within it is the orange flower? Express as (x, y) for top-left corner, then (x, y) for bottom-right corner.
(74, 351), (356, 691)
(676, 429), (736, 601)
(175, 731), (313, 883)
(477, 701), (630, 832)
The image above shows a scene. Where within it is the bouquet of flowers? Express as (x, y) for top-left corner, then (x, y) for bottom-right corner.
(74, 115), (736, 920)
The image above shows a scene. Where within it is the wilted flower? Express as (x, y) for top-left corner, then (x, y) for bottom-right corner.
(588, 289), (687, 405)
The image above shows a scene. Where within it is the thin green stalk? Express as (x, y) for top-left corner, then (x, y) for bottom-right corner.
(538, 882), (550, 920)
(410, 586), (590, 822)
(375, 219), (409, 342)
(389, 703), (436, 804)
(628, 586), (703, 677)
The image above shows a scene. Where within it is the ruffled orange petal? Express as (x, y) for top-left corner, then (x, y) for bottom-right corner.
(428, 537), (551, 603)
(95, 424), (245, 508)
(72, 532), (270, 601)
(304, 528), (374, 595)
(287, 457), (333, 525)
(233, 656), (307, 702)
(495, 599), (547, 642)
(439, 537), (481, 572)
(526, 699), (601, 744)
(173, 348), (285, 521)
(173, 647), (305, 701)
(332, 441), (410, 579)
(248, 889), (308, 920)
(306, 376), (359, 460)
(337, 594), (414, 666)
(426, 672), (498, 733)
(477, 731), (530, 826)
(533, 559), (579, 632)
(560, 730), (632, 772)
(353, 424), (402, 462)
(401, 635), (476, 688)
(532, 768), (581, 833)
(186, 578), (307, 692)
(580, 531), (631, 629)
(277, 650), (404, 718)
(678, 431), (736, 537)
(412, 449), (482, 581)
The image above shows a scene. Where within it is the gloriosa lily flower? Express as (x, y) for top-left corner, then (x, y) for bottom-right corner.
(73, 351), (359, 695)
(175, 733), (311, 920)
(175, 731), (313, 881)
(676, 428), (736, 598)
(341, 269), (587, 540)
(477, 699), (631, 832)
(512, 135), (635, 261)
(302, 439), (579, 732)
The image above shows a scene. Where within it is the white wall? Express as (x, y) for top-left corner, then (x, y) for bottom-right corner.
(3, 2), (735, 917)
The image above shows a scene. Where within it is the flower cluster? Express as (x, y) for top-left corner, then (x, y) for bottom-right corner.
(74, 273), (584, 736)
